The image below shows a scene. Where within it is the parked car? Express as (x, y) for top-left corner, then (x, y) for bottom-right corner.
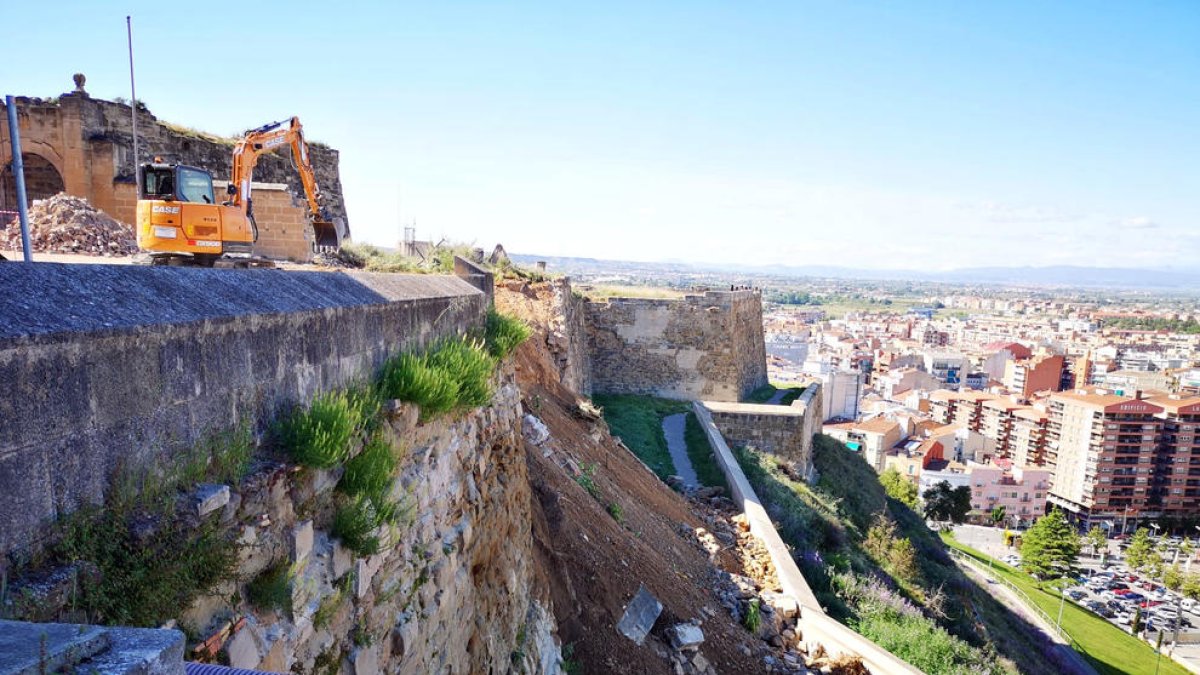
(1065, 588), (1087, 601)
(1182, 598), (1196, 611)
(1108, 581), (1130, 591)
(1114, 613), (1132, 626)
(1138, 599), (1163, 609)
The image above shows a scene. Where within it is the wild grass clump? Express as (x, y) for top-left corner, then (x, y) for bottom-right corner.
(54, 507), (237, 627)
(425, 338), (494, 408)
(280, 390), (361, 468)
(484, 308), (531, 360)
(338, 434), (398, 499)
(333, 496), (384, 557)
(246, 561), (293, 615)
(378, 339), (496, 421)
(378, 352), (460, 421)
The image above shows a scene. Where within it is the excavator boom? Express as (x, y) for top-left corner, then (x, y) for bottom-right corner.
(231, 117), (341, 251)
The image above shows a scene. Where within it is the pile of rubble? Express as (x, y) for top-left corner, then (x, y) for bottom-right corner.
(686, 500), (868, 674)
(2, 193), (138, 256)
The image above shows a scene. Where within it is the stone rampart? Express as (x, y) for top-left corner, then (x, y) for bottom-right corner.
(585, 289), (767, 401)
(702, 384), (822, 471)
(0, 263), (485, 562)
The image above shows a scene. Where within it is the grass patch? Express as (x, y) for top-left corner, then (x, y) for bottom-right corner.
(683, 412), (729, 492)
(280, 390), (366, 469)
(592, 394), (687, 480)
(579, 284), (686, 300)
(607, 502), (624, 523)
(745, 383), (807, 405)
(733, 437), (1072, 675)
(575, 462), (600, 500)
(246, 561), (293, 615)
(942, 535), (1191, 675)
(484, 308), (532, 360)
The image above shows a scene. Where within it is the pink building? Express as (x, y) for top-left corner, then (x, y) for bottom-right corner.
(968, 461), (1052, 527)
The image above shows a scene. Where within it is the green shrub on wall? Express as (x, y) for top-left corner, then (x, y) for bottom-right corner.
(280, 390), (360, 469)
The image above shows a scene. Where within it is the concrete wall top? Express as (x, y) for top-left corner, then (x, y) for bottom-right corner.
(702, 401), (810, 417)
(0, 264), (480, 344)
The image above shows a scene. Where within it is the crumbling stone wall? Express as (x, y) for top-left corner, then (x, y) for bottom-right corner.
(0, 80), (347, 251)
(182, 368), (558, 673)
(0, 265), (484, 564)
(702, 384), (822, 470)
(586, 290), (767, 402)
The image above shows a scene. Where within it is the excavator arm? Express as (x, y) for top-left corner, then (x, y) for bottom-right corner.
(229, 117), (340, 250)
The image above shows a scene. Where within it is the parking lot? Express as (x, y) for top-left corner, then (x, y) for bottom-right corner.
(952, 524), (1200, 640)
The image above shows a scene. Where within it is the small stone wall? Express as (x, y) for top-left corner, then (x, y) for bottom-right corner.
(585, 290), (767, 402)
(702, 385), (822, 471)
(0, 264), (485, 563)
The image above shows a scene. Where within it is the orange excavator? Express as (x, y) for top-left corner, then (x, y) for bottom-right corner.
(135, 116), (341, 266)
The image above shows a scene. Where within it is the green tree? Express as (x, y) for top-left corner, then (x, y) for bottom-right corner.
(990, 505), (1007, 526)
(1180, 537), (1195, 566)
(1125, 528), (1153, 570)
(1164, 563), (1185, 591)
(879, 468), (919, 509)
(1182, 573), (1200, 600)
(922, 481), (972, 524)
(1019, 508), (1081, 580)
(890, 537), (919, 584)
(1085, 526), (1107, 557)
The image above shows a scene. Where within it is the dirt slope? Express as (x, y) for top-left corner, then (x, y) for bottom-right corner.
(505, 284), (771, 673)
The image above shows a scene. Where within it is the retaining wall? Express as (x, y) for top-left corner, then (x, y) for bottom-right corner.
(692, 402), (923, 674)
(0, 263), (486, 563)
(586, 290), (767, 402)
(702, 384), (821, 471)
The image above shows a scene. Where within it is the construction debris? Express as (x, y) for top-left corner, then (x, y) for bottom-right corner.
(2, 193), (138, 256)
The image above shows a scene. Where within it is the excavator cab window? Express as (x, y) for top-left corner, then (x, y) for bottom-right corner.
(142, 166), (176, 200)
(177, 167), (215, 204)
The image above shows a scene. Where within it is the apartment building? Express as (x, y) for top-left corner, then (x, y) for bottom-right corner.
(969, 463), (1052, 526)
(1144, 395), (1200, 514)
(1004, 354), (1065, 398)
(1046, 391), (1166, 528)
(824, 417), (903, 472)
(1010, 407), (1051, 468)
(924, 353), (968, 391)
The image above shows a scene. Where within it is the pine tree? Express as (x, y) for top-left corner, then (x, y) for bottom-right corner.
(1019, 508), (1080, 580)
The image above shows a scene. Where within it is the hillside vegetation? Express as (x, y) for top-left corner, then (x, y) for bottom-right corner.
(737, 435), (1074, 675)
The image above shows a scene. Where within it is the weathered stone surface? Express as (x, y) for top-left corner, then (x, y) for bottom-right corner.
(352, 645), (379, 675)
(523, 413), (551, 446)
(616, 584), (663, 646)
(669, 623), (705, 650)
(292, 520), (314, 563)
(587, 289), (767, 402)
(0, 620), (187, 675)
(703, 388), (822, 470)
(194, 483), (230, 517)
(225, 622), (264, 669)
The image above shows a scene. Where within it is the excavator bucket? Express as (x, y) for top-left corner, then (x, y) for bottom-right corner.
(312, 218), (341, 252)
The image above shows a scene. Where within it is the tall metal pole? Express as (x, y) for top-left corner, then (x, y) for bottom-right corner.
(5, 96), (32, 262)
(127, 16), (140, 196)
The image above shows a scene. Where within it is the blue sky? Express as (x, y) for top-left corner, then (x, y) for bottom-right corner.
(5, 2), (1198, 270)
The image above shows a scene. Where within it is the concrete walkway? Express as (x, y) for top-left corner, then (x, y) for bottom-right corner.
(765, 388), (789, 405)
(952, 554), (1098, 675)
(662, 413), (699, 489)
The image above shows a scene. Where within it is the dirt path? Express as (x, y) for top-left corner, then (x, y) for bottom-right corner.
(765, 388), (788, 405)
(954, 555), (1098, 675)
(662, 413), (699, 489)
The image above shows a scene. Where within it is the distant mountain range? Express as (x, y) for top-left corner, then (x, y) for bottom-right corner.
(511, 254), (1200, 290)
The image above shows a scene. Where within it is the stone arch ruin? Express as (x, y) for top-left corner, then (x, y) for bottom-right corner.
(1, 152), (64, 210)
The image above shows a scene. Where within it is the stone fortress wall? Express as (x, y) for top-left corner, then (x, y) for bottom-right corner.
(585, 289), (768, 402)
(702, 385), (822, 472)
